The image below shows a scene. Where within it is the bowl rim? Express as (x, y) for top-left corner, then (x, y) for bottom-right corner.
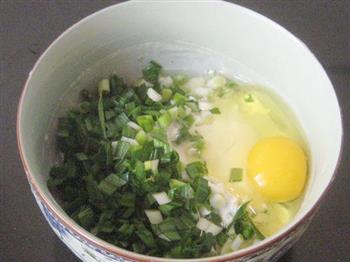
(16, 0), (344, 261)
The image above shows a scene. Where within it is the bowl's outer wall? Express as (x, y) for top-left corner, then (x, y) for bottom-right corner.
(18, 1), (342, 261)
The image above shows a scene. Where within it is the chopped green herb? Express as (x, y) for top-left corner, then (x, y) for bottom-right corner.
(75, 152), (89, 161)
(114, 141), (131, 160)
(122, 125), (137, 138)
(156, 218), (181, 241)
(98, 91), (107, 139)
(159, 204), (176, 217)
(244, 94), (254, 103)
(142, 61), (162, 85)
(98, 79), (110, 96)
(136, 115), (154, 132)
(77, 206), (95, 229)
(229, 168), (243, 182)
(194, 177), (210, 203)
(161, 88), (173, 101)
(104, 110), (116, 120)
(185, 161), (208, 179)
(157, 112), (172, 128)
(206, 212), (222, 225)
(233, 202), (265, 240)
(109, 74), (125, 96)
(210, 107), (221, 114)
(98, 173), (127, 195)
(136, 224), (156, 248)
(216, 231), (229, 246)
(226, 80), (237, 89)
(115, 112), (130, 128)
(135, 130), (147, 145)
(173, 93), (187, 105)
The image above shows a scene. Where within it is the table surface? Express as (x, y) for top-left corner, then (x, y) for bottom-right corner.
(1, 1), (349, 261)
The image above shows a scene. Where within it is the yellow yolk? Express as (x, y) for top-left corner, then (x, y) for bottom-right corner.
(247, 137), (307, 202)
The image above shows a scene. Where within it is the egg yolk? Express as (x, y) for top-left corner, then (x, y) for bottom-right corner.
(247, 137), (307, 202)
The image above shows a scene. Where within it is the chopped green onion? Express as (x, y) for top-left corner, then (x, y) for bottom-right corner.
(135, 130), (148, 145)
(229, 168), (243, 182)
(111, 141), (118, 153)
(179, 212), (196, 228)
(157, 111), (172, 128)
(172, 74), (188, 87)
(136, 115), (154, 132)
(182, 114), (195, 127)
(114, 141), (131, 160)
(79, 101), (90, 113)
(206, 212), (222, 225)
(196, 217), (211, 231)
(75, 152), (89, 161)
(98, 173), (127, 195)
(147, 88), (162, 102)
(136, 224), (156, 248)
(195, 177), (210, 202)
(117, 223), (134, 237)
(244, 94), (254, 103)
(144, 159), (159, 174)
(156, 218), (181, 241)
(159, 204), (176, 217)
(142, 60), (162, 84)
(145, 210), (163, 224)
(226, 80), (237, 89)
(121, 136), (138, 146)
(199, 206), (211, 216)
(127, 121), (141, 130)
(135, 78), (153, 88)
(106, 142), (115, 169)
(196, 217), (222, 236)
(122, 125), (137, 138)
(191, 135), (205, 153)
(153, 192), (171, 205)
(233, 202), (265, 240)
(115, 112), (130, 128)
(176, 106), (187, 118)
(173, 93), (187, 105)
(179, 184), (194, 200)
(98, 79), (110, 96)
(151, 128), (167, 143)
(84, 118), (93, 132)
(161, 88), (173, 101)
(216, 232), (229, 246)
(169, 179), (186, 189)
(109, 74), (125, 95)
(167, 106), (178, 118)
(119, 192), (136, 207)
(77, 207), (95, 229)
(105, 110), (116, 120)
(210, 107), (221, 114)
(98, 92), (107, 139)
(185, 161), (208, 179)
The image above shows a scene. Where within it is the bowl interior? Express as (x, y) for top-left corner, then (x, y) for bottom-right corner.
(18, 0), (342, 258)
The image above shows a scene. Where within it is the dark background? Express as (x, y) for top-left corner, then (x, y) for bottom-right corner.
(1, 1), (349, 261)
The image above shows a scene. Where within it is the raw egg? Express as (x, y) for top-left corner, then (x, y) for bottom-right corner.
(247, 136), (307, 202)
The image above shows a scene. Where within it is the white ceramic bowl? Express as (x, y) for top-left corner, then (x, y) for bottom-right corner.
(17, 1), (343, 261)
